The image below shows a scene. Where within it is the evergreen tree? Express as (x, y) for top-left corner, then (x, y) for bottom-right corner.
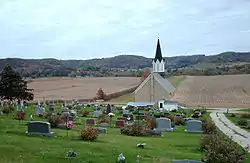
(0, 64), (34, 101)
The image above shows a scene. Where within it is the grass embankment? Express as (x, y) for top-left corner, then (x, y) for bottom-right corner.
(224, 113), (250, 132)
(0, 105), (204, 163)
(110, 76), (186, 103)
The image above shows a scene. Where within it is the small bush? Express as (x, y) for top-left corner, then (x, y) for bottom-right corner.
(237, 119), (247, 126)
(171, 109), (177, 112)
(97, 114), (109, 124)
(121, 124), (148, 137)
(145, 117), (156, 130)
(81, 110), (90, 117)
(15, 111), (25, 120)
(202, 119), (217, 134)
(174, 117), (185, 126)
(240, 113), (250, 118)
(201, 110), (207, 114)
(80, 127), (99, 141)
(200, 134), (214, 151)
(230, 113), (236, 117)
(201, 134), (248, 163)
(48, 116), (64, 128)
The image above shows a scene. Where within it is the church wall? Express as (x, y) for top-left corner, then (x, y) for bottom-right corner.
(135, 77), (151, 102)
(135, 75), (172, 102)
(153, 77), (171, 101)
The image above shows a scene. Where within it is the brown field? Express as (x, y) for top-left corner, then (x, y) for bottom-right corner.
(172, 75), (250, 108)
(28, 77), (140, 102)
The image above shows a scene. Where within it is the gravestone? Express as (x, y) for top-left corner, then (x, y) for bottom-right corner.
(86, 118), (96, 125)
(117, 117), (126, 121)
(172, 160), (201, 163)
(145, 130), (162, 136)
(49, 105), (55, 112)
(93, 110), (102, 118)
(26, 121), (54, 136)
(96, 127), (107, 134)
(115, 120), (126, 128)
(35, 106), (45, 116)
(100, 122), (109, 127)
(123, 110), (129, 115)
(185, 120), (204, 133)
(155, 118), (174, 132)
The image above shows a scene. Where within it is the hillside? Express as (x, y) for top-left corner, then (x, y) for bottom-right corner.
(1, 51), (250, 77)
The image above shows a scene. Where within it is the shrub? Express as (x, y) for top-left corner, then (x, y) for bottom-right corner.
(80, 127), (99, 141)
(240, 113), (250, 118)
(174, 117), (185, 126)
(15, 111), (25, 120)
(202, 119), (217, 134)
(81, 110), (90, 117)
(162, 113), (174, 121)
(230, 113), (236, 117)
(97, 114), (109, 124)
(237, 119), (247, 126)
(200, 134), (214, 151)
(171, 109), (177, 112)
(120, 124), (148, 137)
(47, 116), (64, 128)
(201, 134), (248, 163)
(145, 117), (156, 130)
(201, 110), (207, 114)
(3, 105), (15, 114)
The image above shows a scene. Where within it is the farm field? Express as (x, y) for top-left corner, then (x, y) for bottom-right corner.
(172, 75), (250, 108)
(28, 77), (141, 102)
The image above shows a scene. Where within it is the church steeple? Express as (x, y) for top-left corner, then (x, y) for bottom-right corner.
(154, 38), (164, 62)
(152, 38), (165, 73)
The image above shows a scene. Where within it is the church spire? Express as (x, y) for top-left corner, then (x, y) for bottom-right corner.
(153, 38), (164, 62)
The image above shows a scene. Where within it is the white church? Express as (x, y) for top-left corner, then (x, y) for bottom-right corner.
(134, 38), (178, 111)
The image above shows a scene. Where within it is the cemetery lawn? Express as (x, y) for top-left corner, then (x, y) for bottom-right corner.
(224, 113), (250, 132)
(0, 107), (205, 163)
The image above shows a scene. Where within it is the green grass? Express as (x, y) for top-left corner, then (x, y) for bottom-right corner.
(0, 105), (205, 163)
(110, 76), (186, 103)
(237, 108), (250, 112)
(224, 113), (250, 132)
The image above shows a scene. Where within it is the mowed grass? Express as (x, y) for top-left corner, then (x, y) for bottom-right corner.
(224, 113), (250, 132)
(110, 76), (186, 103)
(0, 106), (204, 163)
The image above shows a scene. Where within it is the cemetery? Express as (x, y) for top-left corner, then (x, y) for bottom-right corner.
(0, 100), (210, 162)
(0, 100), (249, 163)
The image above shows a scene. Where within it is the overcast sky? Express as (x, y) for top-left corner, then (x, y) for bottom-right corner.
(0, 0), (250, 60)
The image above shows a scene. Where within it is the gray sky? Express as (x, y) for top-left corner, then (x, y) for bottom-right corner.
(0, 0), (250, 60)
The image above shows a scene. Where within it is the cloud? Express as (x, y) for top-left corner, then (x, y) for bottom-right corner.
(0, 0), (250, 59)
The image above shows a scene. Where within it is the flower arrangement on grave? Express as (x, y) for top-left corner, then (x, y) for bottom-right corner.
(136, 143), (146, 148)
(117, 153), (126, 163)
(66, 121), (74, 129)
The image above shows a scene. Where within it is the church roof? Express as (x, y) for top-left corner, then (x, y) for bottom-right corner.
(153, 39), (165, 62)
(134, 72), (175, 94)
